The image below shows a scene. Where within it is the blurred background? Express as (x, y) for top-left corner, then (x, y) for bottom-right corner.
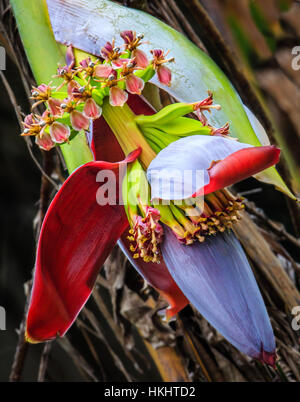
(0, 0), (300, 382)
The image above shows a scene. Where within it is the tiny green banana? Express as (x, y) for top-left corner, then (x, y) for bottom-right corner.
(135, 102), (194, 127)
(157, 117), (211, 137)
(142, 127), (176, 150)
(122, 160), (150, 220)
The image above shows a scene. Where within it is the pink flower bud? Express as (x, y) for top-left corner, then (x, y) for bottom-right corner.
(48, 98), (63, 117)
(133, 48), (149, 69)
(109, 86), (128, 107)
(49, 122), (71, 143)
(70, 110), (90, 131)
(120, 30), (134, 44)
(157, 65), (172, 86)
(100, 41), (114, 59)
(151, 49), (164, 59)
(24, 114), (34, 126)
(36, 84), (50, 95)
(79, 58), (90, 69)
(83, 98), (102, 119)
(94, 64), (114, 78)
(35, 133), (55, 151)
(125, 74), (144, 95)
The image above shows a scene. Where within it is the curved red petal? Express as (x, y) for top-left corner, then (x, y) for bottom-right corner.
(127, 93), (156, 116)
(26, 150), (140, 342)
(92, 117), (124, 162)
(194, 146), (280, 196)
(119, 233), (189, 318)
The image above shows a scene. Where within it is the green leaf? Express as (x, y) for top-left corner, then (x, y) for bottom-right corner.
(46, 0), (295, 199)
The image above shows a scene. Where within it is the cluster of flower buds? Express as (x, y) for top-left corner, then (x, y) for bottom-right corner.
(21, 30), (174, 151)
(128, 206), (164, 263)
(22, 103), (70, 151)
(170, 190), (245, 245)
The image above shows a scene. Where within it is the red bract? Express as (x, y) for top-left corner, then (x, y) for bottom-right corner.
(200, 146), (281, 196)
(26, 148), (141, 342)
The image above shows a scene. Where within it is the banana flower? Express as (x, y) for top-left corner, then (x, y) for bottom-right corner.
(18, 0), (290, 367)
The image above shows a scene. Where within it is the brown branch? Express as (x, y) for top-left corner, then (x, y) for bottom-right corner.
(9, 281), (31, 382)
(234, 211), (300, 311)
(37, 342), (52, 382)
(167, 0), (206, 51)
(245, 200), (300, 248)
(57, 337), (99, 382)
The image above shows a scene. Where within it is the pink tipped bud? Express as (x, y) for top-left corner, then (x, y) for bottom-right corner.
(100, 41), (114, 59)
(48, 98), (63, 117)
(157, 65), (172, 86)
(83, 98), (102, 119)
(125, 74), (144, 95)
(35, 133), (55, 151)
(133, 48), (149, 69)
(70, 110), (90, 131)
(211, 123), (230, 137)
(121, 30), (135, 44)
(193, 91), (221, 126)
(94, 64), (114, 78)
(109, 86), (128, 107)
(37, 84), (49, 93)
(49, 122), (71, 143)
(24, 114), (35, 126)
(151, 49), (164, 59)
(79, 58), (90, 69)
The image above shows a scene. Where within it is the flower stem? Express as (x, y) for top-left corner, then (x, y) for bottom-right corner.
(102, 100), (156, 168)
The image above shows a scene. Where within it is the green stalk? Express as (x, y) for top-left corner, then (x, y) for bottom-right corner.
(10, 0), (93, 173)
(102, 99), (156, 168)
